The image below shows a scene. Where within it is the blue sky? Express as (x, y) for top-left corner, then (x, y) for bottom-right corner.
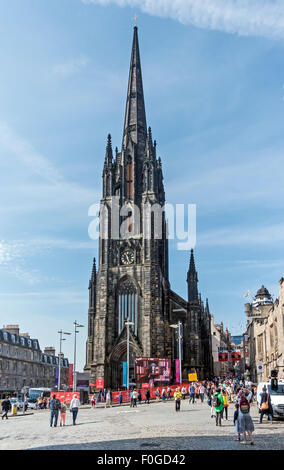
(0, 0), (284, 371)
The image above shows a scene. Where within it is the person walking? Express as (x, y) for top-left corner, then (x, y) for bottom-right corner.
(221, 388), (229, 420)
(138, 390), (142, 405)
(70, 394), (80, 425)
(189, 383), (195, 404)
(145, 388), (150, 404)
(1, 396), (11, 420)
(60, 402), (67, 427)
(91, 395), (96, 408)
(174, 387), (182, 412)
(181, 386), (186, 400)
(161, 388), (166, 402)
(118, 391), (123, 406)
(237, 389), (255, 445)
(259, 386), (273, 423)
(49, 394), (61, 427)
(213, 388), (224, 426)
(130, 389), (133, 407)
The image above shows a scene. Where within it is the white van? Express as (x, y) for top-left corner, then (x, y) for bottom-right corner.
(257, 380), (284, 419)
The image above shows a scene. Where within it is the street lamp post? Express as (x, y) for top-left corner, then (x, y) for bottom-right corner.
(124, 318), (134, 390)
(58, 330), (71, 392)
(170, 321), (182, 384)
(73, 321), (84, 392)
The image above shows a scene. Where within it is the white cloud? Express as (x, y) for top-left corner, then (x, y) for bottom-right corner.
(52, 55), (91, 78)
(0, 122), (62, 185)
(82, 0), (284, 39)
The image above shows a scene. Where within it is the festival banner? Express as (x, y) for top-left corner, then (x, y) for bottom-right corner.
(175, 359), (180, 383)
(122, 361), (127, 388)
(68, 364), (73, 388)
(231, 350), (241, 361)
(218, 349), (228, 362)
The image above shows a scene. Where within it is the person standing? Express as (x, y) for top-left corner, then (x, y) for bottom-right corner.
(132, 389), (138, 407)
(237, 390), (255, 445)
(118, 391), (123, 406)
(233, 403), (241, 441)
(167, 386), (171, 400)
(138, 390), (142, 405)
(213, 388), (224, 426)
(221, 388), (229, 420)
(60, 402), (67, 427)
(174, 387), (182, 412)
(199, 384), (205, 403)
(259, 386), (273, 423)
(189, 383), (195, 404)
(23, 396), (29, 413)
(49, 395), (61, 427)
(181, 386), (186, 400)
(145, 388), (150, 404)
(70, 394), (80, 425)
(105, 390), (112, 408)
(1, 395), (11, 420)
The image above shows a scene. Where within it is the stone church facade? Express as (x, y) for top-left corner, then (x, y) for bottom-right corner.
(84, 27), (213, 389)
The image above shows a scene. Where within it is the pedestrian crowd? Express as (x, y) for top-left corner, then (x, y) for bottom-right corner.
(1, 377), (273, 446)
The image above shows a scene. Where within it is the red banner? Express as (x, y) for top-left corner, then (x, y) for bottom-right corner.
(96, 379), (104, 389)
(53, 392), (78, 404)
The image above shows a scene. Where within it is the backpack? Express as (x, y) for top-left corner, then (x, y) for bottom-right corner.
(240, 397), (250, 414)
(54, 399), (61, 411)
(212, 394), (220, 407)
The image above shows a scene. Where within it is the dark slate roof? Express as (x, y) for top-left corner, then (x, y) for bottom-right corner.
(255, 285), (271, 298)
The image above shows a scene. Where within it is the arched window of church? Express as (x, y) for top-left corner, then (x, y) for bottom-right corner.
(117, 279), (138, 336)
(126, 156), (134, 199)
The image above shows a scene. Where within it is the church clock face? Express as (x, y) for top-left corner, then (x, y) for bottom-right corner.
(121, 250), (135, 265)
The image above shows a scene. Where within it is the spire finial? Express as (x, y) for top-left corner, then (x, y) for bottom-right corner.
(104, 133), (113, 167)
(133, 14), (139, 27)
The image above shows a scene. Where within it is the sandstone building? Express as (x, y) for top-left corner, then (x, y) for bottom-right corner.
(245, 280), (284, 383)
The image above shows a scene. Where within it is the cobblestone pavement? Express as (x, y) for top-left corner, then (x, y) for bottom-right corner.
(0, 400), (283, 450)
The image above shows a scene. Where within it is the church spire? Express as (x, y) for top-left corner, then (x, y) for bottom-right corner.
(122, 26), (147, 150)
(187, 249), (199, 302)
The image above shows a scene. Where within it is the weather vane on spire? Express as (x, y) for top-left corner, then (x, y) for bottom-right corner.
(133, 14), (139, 26)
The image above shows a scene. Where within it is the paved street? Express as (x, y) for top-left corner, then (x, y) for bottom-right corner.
(1, 400), (284, 450)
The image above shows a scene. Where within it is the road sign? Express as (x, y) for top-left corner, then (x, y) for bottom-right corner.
(188, 373), (198, 382)
(257, 361), (264, 373)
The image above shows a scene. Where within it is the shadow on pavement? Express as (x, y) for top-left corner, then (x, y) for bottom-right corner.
(30, 433), (284, 451)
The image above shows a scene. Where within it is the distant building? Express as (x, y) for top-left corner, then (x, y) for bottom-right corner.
(245, 281), (284, 382)
(210, 318), (232, 378)
(0, 325), (69, 396)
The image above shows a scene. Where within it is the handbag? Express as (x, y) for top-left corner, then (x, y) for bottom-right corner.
(261, 393), (269, 411)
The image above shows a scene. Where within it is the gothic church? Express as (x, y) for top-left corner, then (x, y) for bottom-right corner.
(84, 27), (213, 388)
